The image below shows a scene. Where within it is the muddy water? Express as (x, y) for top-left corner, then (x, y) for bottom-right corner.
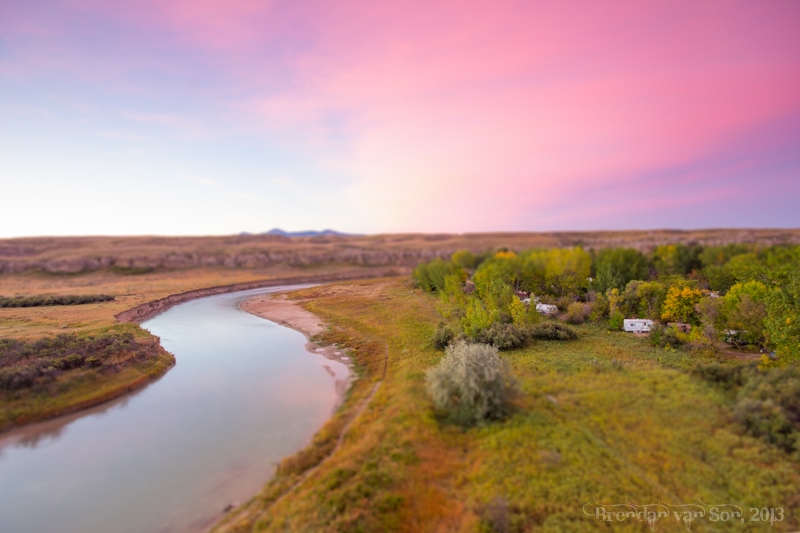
(0, 286), (348, 533)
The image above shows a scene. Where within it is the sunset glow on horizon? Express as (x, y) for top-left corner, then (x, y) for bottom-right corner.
(1, 0), (798, 237)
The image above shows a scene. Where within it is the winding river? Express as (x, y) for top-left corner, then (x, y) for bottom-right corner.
(0, 286), (348, 533)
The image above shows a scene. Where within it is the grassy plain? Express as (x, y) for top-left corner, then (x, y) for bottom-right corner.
(215, 278), (800, 532)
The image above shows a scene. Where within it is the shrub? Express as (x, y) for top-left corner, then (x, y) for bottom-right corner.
(691, 362), (751, 390)
(648, 323), (684, 348)
(426, 341), (517, 426)
(590, 292), (610, 320)
(607, 312), (624, 331)
(563, 302), (591, 324)
(0, 294), (114, 308)
(733, 398), (799, 457)
(529, 322), (577, 341)
(431, 323), (456, 350)
(472, 322), (529, 350)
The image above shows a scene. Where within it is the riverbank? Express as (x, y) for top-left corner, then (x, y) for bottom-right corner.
(240, 293), (354, 407)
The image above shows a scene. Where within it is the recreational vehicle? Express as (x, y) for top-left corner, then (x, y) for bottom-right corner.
(623, 319), (654, 333)
(536, 303), (559, 315)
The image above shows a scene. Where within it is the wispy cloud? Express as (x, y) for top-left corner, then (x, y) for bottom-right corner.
(2, 0), (799, 236)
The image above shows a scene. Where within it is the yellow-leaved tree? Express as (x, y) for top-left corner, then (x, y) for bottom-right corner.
(661, 286), (705, 324)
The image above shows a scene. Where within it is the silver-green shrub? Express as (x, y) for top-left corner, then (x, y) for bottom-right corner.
(425, 340), (517, 426)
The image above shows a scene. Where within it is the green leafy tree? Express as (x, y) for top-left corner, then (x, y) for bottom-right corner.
(722, 281), (770, 348)
(451, 249), (479, 272)
(593, 248), (649, 292)
(635, 281), (667, 320)
(507, 296), (538, 326)
(461, 299), (497, 337)
(700, 244), (752, 268)
(764, 275), (800, 361)
(437, 272), (468, 320)
(544, 247), (592, 296)
(725, 253), (767, 285)
(652, 244), (701, 277)
(413, 258), (464, 292)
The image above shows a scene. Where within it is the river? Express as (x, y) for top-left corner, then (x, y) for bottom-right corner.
(0, 286), (348, 533)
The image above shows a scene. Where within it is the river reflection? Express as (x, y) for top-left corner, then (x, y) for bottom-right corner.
(0, 286), (348, 533)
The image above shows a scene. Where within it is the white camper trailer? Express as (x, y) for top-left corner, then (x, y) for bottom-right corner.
(535, 303), (559, 315)
(624, 319), (654, 333)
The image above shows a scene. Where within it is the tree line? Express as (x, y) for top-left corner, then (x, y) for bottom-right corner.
(413, 243), (800, 360)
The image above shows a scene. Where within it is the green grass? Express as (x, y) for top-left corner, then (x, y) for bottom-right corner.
(213, 279), (800, 532)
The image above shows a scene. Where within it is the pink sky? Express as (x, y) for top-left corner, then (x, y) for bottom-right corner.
(1, 0), (798, 236)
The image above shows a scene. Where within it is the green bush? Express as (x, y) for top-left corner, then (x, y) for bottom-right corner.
(472, 322), (529, 350)
(426, 341), (517, 426)
(648, 323), (684, 348)
(529, 322), (577, 341)
(431, 323), (456, 350)
(691, 362), (751, 390)
(733, 365), (800, 457)
(733, 398), (799, 457)
(607, 312), (624, 331)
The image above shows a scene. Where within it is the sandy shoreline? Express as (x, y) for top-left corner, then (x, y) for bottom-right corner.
(239, 293), (354, 405)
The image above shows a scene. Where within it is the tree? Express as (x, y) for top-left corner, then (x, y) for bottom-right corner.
(651, 243), (702, 277)
(461, 299), (497, 337)
(593, 248), (649, 293)
(661, 286), (705, 324)
(722, 281), (770, 349)
(413, 258), (464, 292)
(764, 275), (800, 361)
(451, 249), (478, 272)
(635, 281), (667, 320)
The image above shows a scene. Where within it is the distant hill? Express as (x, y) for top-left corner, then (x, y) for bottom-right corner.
(262, 228), (359, 238)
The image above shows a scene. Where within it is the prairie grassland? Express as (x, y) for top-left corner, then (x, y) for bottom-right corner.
(214, 278), (800, 533)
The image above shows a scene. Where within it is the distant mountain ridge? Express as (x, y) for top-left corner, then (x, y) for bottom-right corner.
(262, 228), (359, 238)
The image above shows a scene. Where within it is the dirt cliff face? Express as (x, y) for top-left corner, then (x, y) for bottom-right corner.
(1, 229), (799, 275)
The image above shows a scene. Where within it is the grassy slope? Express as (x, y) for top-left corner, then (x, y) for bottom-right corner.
(214, 278), (800, 533)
